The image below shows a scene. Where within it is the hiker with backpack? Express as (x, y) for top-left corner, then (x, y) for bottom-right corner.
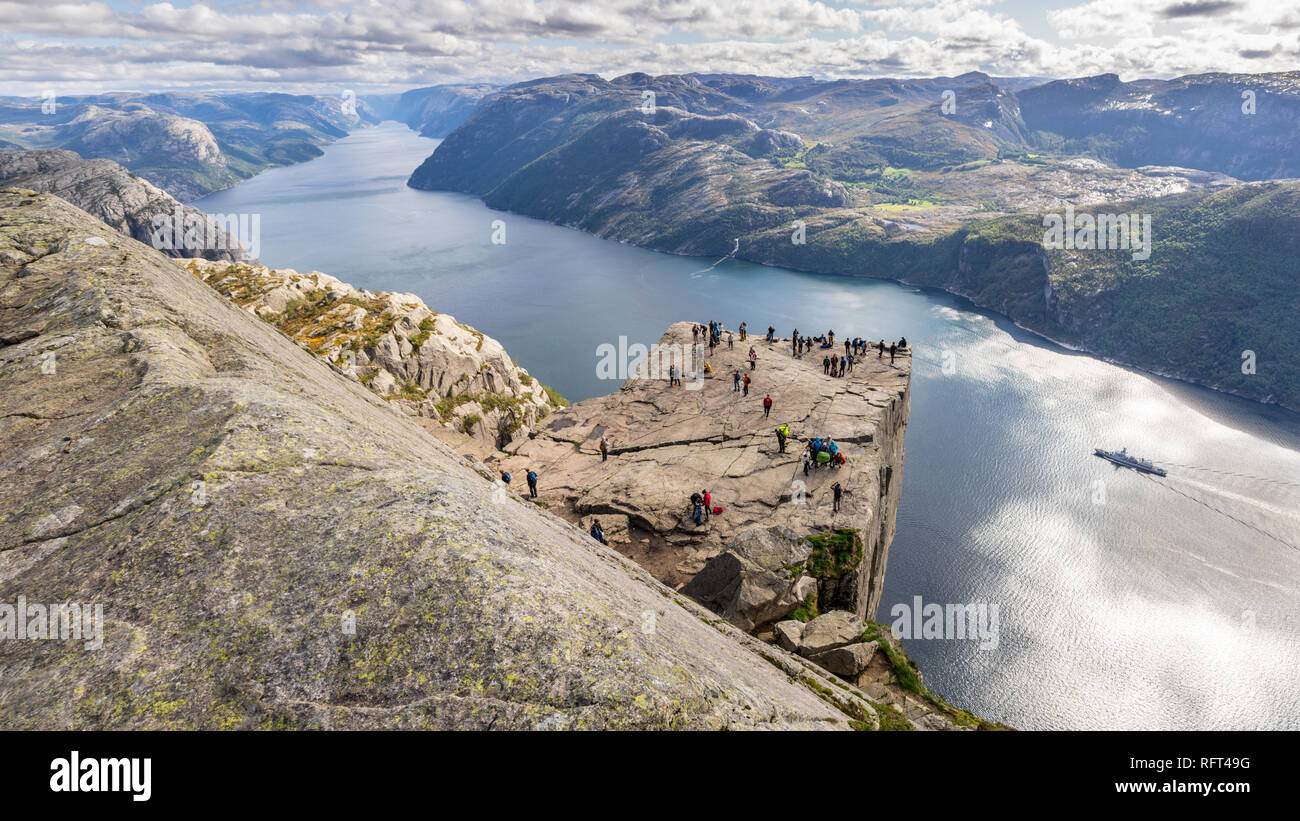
(526, 468), (538, 498)
(599, 434), (609, 462)
(590, 518), (607, 544)
(776, 423), (789, 453)
(742, 373), (751, 396)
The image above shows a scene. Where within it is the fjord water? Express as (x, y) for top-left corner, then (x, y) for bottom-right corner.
(197, 121), (1300, 730)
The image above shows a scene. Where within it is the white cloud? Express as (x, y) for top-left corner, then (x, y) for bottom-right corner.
(0, 0), (1295, 95)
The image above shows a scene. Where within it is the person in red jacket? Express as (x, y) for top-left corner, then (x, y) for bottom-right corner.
(762, 394), (772, 418)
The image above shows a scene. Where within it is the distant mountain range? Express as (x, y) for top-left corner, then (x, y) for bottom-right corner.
(0, 91), (381, 201)
(408, 70), (1300, 410)
(365, 84), (495, 138)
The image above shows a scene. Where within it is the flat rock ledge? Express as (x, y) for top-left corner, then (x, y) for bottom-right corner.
(498, 321), (910, 621)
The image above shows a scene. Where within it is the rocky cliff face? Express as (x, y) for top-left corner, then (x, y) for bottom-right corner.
(0, 150), (245, 262)
(186, 259), (561, 449)
(495, 322), (910, 622)
(0, 189), (901, 730)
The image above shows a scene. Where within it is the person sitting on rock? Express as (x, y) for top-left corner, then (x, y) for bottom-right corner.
(590, 518), (606, 544)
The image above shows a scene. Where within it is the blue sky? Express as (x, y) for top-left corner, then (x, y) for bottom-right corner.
(1, 1), (1296, 95)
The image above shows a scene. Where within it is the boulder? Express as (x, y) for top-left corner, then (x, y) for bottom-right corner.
(773, 620), (805, 653)
(797, 610), (865, 657)
(681, 526), (817, 632)
(810, 641), (878, 677)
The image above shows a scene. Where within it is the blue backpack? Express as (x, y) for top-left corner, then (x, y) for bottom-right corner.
(501, 472), (511, 483)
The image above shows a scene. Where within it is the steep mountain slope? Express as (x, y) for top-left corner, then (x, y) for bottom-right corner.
(0, 150), (245, 261)
(0, 189), (885, 730)
(187, 259), (563, 449)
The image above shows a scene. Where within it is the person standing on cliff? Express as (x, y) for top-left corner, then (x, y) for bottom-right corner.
(889, 342), (897, 364)
(763, 394), (772, 418)
(590, 518), (606, 544)
(526, 468), (538, 498)
(776, 423), (788, 453)
(802, 446), (812, 476)
(727, 331), (734, 349)
(832, 481), (843, 513)
(599, 434), (609, 462)
(822, 355), (830, 374)
(702, 489), (712, 521)
(878, 339), (885, 358)
(732, 369), (741, 392)
(742, 373), (751, 396)
(748, 347), (758, 370)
